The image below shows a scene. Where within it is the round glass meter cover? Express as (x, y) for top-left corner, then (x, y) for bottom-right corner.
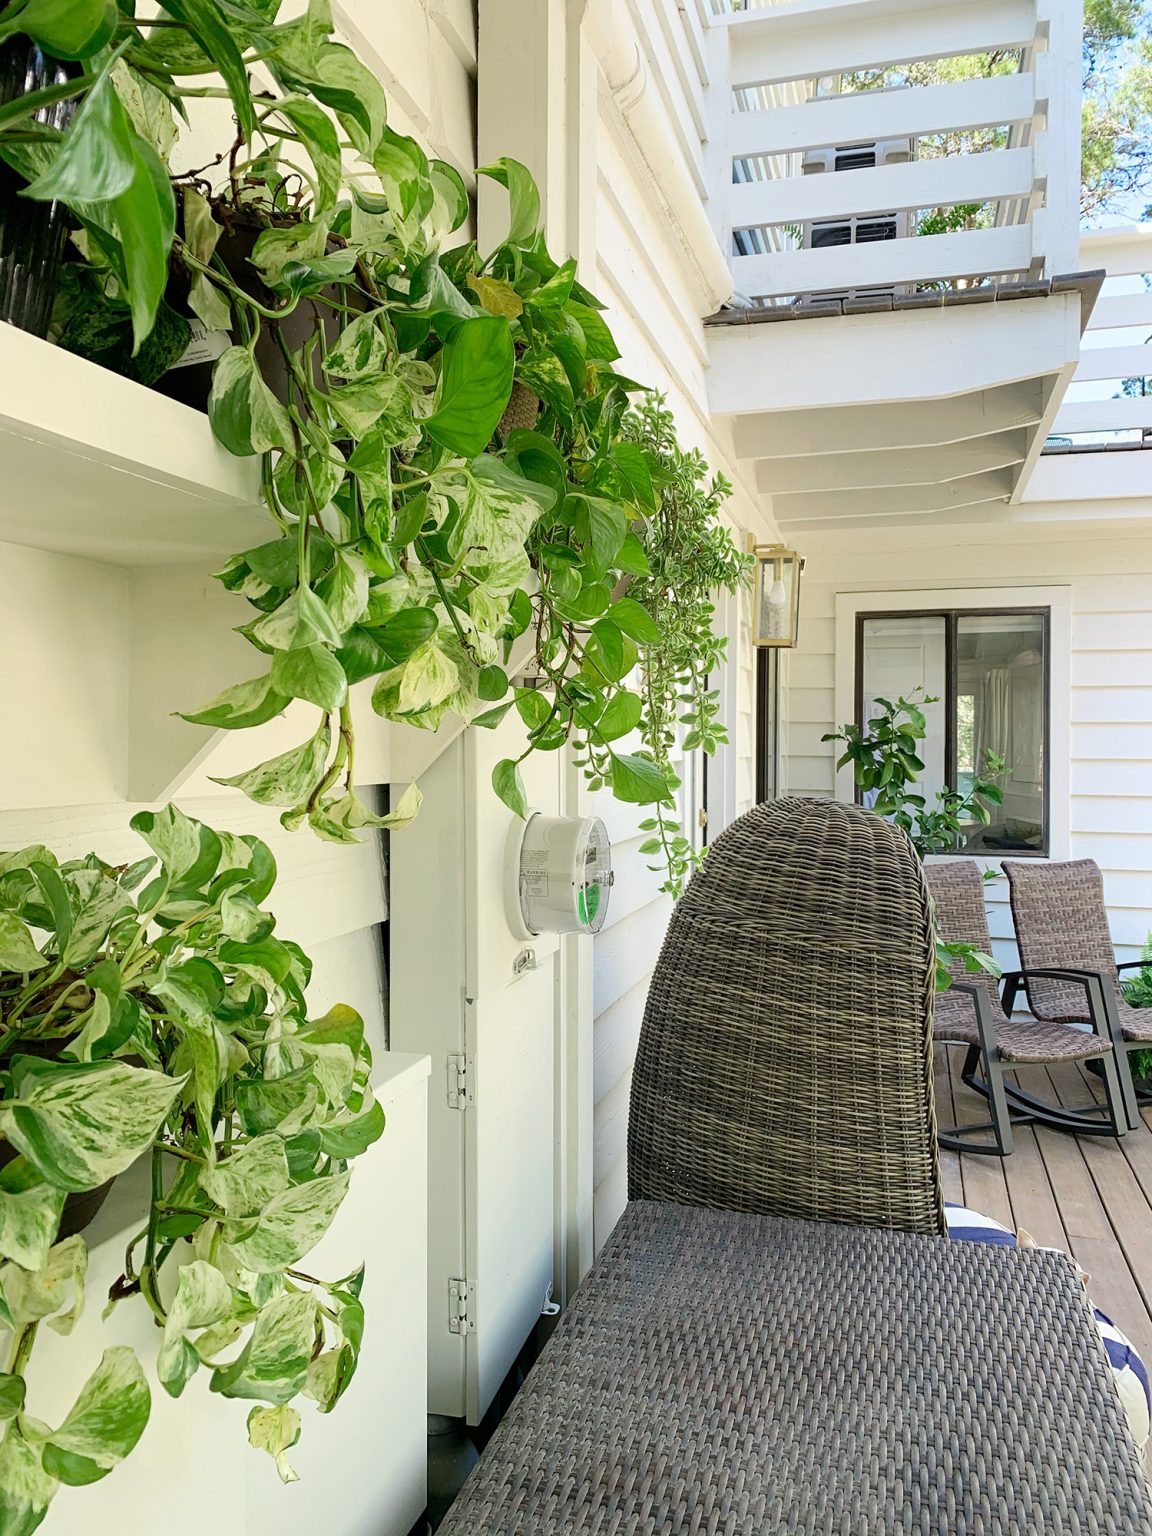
(578, 818), (613, 932)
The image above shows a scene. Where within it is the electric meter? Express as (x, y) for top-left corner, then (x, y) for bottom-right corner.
(512, 813), (614, 937)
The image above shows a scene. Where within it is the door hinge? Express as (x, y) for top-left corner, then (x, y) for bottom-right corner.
(447, 1053), (470, 1111)
(449, 1277), (474, 1334)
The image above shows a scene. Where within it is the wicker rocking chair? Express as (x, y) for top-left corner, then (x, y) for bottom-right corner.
(1004, 858), (1145, 1132)
(927, 860), (1129, 1155)
(628, 795), (945, 1237)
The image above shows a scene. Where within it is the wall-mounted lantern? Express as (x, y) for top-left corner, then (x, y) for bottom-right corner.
(751, 544), (804, 648)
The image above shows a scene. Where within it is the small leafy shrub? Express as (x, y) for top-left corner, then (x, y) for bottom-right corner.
(824, 690), (1004, 989)
(1121, 934), (1152, 1081)
(823, 690), (1005, 855)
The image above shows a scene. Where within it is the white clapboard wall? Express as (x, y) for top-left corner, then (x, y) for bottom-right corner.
(787, 525), (1152, 970)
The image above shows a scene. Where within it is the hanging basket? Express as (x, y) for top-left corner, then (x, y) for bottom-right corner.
(0, 40), (79, 337)
(498, 380), (540, 438)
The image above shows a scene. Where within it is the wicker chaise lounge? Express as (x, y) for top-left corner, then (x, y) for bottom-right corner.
(628, 796), (942, 1233)
(927, 859), (1130, 1154)
(1005, 858), (1149, 1132)
(439, 799), (1152, 1536)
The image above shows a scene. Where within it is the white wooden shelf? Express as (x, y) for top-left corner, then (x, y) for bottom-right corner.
(0, 322), (491, 808)
(0, 321), (266, 566)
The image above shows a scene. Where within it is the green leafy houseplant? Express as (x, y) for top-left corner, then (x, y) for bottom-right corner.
(823, 690), (1006, 855)
(0, 1), (739, 888)
(1120, 935), (1152, 1083)
(0, 802), (395, 1530)
(823, 691), (1005, 989)
(622, 396), (750, 897)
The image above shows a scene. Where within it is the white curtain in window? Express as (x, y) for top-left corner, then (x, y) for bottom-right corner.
(974, 667), (1011, 781)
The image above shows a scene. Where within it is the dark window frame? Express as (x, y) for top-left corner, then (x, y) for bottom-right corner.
(853, 605), (1052, 857)
(756, 647), (782, 803)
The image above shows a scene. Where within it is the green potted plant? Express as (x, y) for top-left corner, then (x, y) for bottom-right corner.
(0, 2), (743, 891)
(824, 691), (1004, 987)
(1084, 935), (1152, 1097)
(0, 800), (400, 1531)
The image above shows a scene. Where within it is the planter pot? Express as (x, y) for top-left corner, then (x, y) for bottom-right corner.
(0, 1036), (117, 1239)
(0, 1137), (114, 1241)
(155, 209), (347, 413)
(0, 40), (78, 336)
(1086, 1053), (1152, 1102)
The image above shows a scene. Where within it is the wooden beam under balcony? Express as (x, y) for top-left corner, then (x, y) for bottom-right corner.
(731, 148), (1033, 230)
(724, 0), (1036, 88)
(773, 467), (1014, 524)
(731, 224), (1033, 299)
(732, 383), (1046, 459)
(754, 429), (1029, 493)
(729, 73), (1036, 161)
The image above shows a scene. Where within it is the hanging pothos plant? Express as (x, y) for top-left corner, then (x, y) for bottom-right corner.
(0, 0), (743, 886)
(0, 802), (401, 1531)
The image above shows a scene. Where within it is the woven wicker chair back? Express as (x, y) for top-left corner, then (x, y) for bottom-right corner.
(924, 861), (1004, 1015)
(627, 797), (945, 1236)
(1005, 858), (1115, 1020)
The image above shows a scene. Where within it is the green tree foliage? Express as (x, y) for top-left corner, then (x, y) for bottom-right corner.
(840, 0), (1152, 227)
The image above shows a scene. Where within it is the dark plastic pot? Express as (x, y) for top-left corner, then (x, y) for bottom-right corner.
(154, 210), (345, 413)
(1087, 1054), (1152, 1094)
(0, 39), (78, 337)
(0, 1138), (114, 1240)
(0, 1037), (115, 1239)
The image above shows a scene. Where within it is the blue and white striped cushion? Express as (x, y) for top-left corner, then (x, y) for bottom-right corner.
(945, 1203), (1151, 1456)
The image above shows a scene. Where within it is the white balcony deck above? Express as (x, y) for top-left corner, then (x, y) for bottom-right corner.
(705, 0), (1087, 533)
(707, 277), (1095, 531)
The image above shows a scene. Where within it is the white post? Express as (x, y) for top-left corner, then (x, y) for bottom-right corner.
(1032, 0), (1084, 277)
(477, 0), (598, 1299)
(702, 20), (733, 270)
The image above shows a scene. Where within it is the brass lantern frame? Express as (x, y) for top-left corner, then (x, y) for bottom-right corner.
(751, 543), (804, 648)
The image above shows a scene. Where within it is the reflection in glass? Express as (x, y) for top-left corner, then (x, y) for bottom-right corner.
(957, 613), (1045, 852)
(860, 615), (947, 809)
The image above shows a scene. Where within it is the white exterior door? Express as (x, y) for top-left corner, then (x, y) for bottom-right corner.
(391, 714), (561, 1423)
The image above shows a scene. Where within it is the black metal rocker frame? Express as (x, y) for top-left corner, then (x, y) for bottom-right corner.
(937, 968), (1135, 1158)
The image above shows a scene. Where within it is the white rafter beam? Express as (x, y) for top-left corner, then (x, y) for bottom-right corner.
(755, 430), (1029, 494)
(732, 382), (1047, 458)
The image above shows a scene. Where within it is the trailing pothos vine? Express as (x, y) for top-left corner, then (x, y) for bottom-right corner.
(0, 803), (399, 1528)
(620, 397), (750, 897)
(0, 0), (745, 887)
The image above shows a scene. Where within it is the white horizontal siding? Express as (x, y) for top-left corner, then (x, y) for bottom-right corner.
(784, 531), (1152, 963)
(338, 0), (476, 177)
(0, 795), (389, 1041)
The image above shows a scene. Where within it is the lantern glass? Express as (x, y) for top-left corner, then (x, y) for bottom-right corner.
(753, 547), (803, 647)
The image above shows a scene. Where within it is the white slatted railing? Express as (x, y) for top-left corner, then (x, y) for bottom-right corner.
(1050, 228), (1152, 442)
(710, 0), (1082, 303)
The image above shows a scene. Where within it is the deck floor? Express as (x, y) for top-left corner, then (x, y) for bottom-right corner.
(937, 1046), (1152, 1364)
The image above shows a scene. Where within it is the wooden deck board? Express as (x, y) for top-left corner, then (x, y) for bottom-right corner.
(942, 1049), (1152, 1366)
